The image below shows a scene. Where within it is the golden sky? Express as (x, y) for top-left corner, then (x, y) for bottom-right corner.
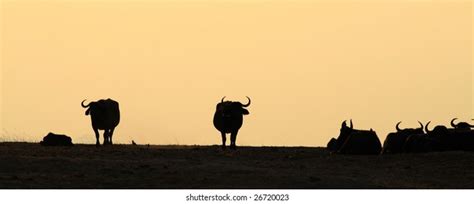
(1, 0), (472, 146)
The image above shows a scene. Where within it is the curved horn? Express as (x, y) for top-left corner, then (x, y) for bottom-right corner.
(242, 96), (251, 107)
(221, 96), (226, 103)
(341, 120), (347, 128)
(418, 121), (424, 130)
(349, 119), (353, 129)
(396, 121), (402, 132)
(425, 121), (432, 133)
(81, 99), (90, 108)
(451, 118), (458, 128)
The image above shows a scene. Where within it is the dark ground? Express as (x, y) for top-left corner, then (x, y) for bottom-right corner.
(1, 142), (474, 189)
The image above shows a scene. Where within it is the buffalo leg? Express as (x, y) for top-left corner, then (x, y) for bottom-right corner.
(230, 131), (238, 149)
(94, 128), (100, 146)
(109, 127), (115, 145)
(103, 129), (110, 145)
(221, 132), (226, 149)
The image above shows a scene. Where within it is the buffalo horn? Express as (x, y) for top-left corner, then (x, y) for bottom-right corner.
(451, 118), (458, 128)
(425, 121), (432, 133)
(242, 96), (251, 107)
(396, 121), (402, 132)
(418, 121), (424, 130)
(81, 99), (90, 108)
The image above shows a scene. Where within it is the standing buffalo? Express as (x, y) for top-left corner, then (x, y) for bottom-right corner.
(81, 98), (120, 146)
(327, 120), (382, 155)
(213, 96), (251, 149)
(382, 121), (424, 154)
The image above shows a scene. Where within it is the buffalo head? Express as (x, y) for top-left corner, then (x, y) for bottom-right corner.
(339, 119), (353, 139)
(395, 121), (425, 134)
(450, 118), (473, 130)
(216, 96), (251, 118)
(327, 119), (353, 152)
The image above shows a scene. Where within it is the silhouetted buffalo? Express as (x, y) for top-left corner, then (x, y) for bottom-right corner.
(424, 121), (449, 139)
(448, 118), (474, 151)
(81, 98), (120, 146)
(339, 129), (382, 155)
(40, 132), (73, 146)
(328, 120), (382, 155)
(213, 96), (251, 149)
(402, 133), (441, 153)
(450, 118), (474, 130)
(425, 121), (474, 151)
(327, 138), (338, 152)
(327, 120), (353, 152)
(453, 130), (474, 151)
(382, 121), (424, 154)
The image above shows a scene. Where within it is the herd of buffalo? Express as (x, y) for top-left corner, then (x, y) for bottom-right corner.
(328, 119), (474, 155)
(39, 97), (474, 155)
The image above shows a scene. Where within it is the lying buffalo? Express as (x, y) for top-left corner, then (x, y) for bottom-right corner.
(425, 120), (474, 151)
(451, 118), (474, 130)
(424, 121), (449, 140)
(213, 96), (251, 149)
(81, 98), (120, 146)
(402, 133), (441, 153)
(327, 120), (353, 152)
(40, 132), (73, 146)
(328, 120), (382, 155)
(339, 129), (382, 155)
(327, 138), (338, 152)
(382, 121), (424, 154)
(448, 119), (474, 151)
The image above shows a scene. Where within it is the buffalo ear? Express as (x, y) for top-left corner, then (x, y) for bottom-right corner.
(85, 108), (90, 115)
(242, 109), (249, 115)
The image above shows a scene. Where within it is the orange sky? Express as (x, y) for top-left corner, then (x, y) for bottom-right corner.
(1, 0), (472, 146)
